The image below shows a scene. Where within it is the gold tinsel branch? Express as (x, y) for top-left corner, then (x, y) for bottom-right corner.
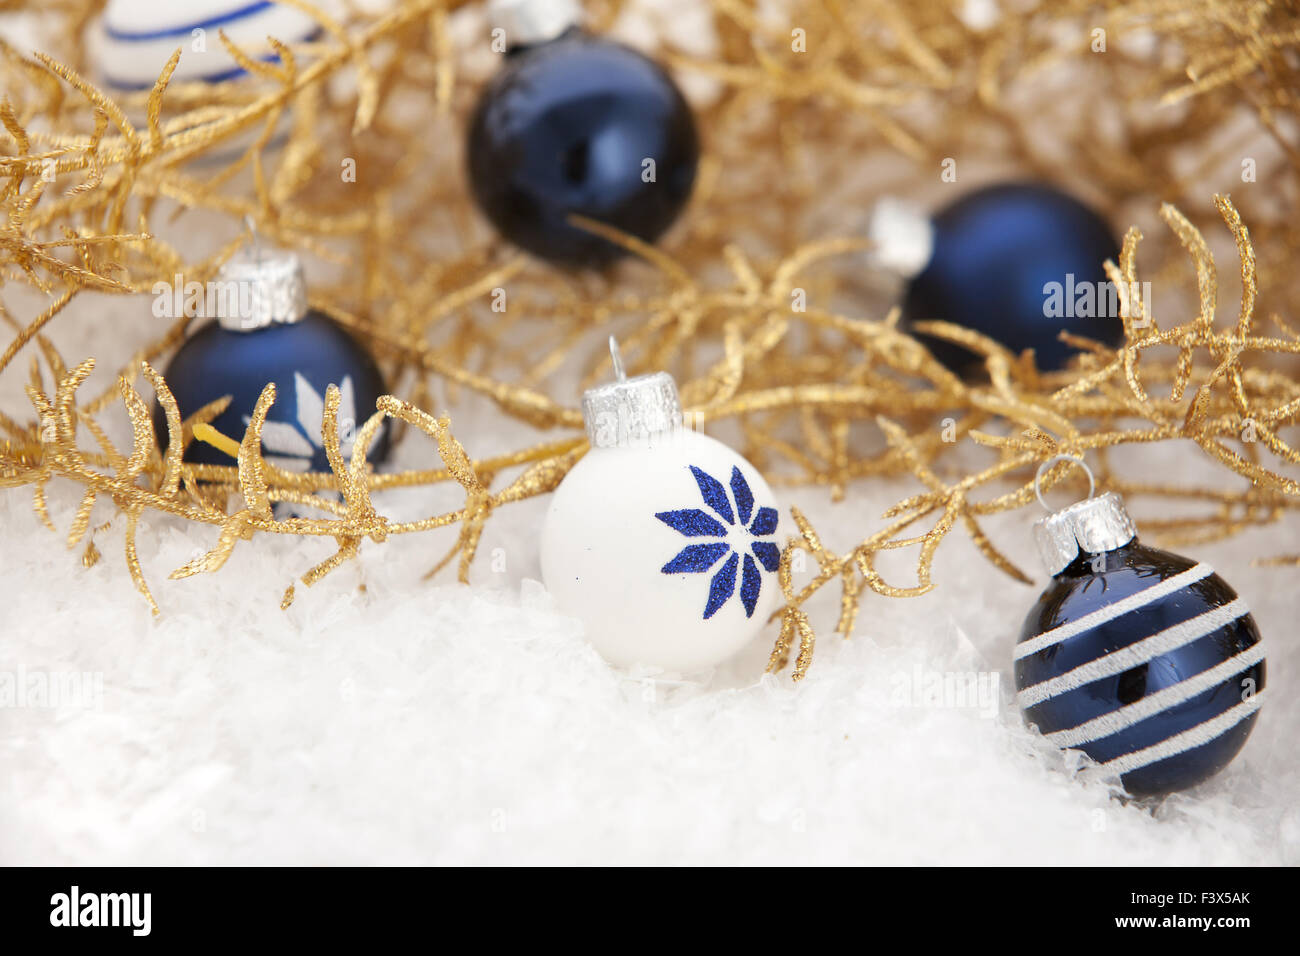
(0, 1), (1298, 679)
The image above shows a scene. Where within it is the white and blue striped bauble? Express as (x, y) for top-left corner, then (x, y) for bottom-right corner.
(1015, 490), (1265, 798)
(93, 0), (321, 92)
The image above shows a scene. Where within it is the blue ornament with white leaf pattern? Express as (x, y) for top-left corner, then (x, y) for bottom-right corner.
(154, 310), (390, 473)
(151, 246), (389, 474)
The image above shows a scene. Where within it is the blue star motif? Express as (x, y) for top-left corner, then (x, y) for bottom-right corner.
(655, 465), (781, 619)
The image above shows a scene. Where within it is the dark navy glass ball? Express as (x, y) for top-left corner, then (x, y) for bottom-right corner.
(1014, 540), (1265, 798)
(153, 310), (390, 473)
(466, 28), (699, 267)
(903, 182), (1122, 372)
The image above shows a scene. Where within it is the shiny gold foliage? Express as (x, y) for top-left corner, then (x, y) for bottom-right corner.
(0, 1), (1297, 679)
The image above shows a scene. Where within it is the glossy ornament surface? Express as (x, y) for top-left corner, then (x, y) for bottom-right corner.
(540, 344), (780, 672)
(902, 182), (1122, 372)
(466, 28), (699, 267)
(95, 0), (319, 91)
(1014, 486), (1265, 798)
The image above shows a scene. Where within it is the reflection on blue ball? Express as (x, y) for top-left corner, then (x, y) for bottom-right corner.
(153, 311), (390, 473)
(903, 182), (1122, 372)
(1015, 541), (1265, 798)
(466, 29), (699, 267)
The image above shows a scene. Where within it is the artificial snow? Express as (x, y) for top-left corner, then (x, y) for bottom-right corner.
(2, 312), (1295, 863)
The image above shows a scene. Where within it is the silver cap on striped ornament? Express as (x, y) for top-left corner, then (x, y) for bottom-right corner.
(1033, 491), (1137, 576)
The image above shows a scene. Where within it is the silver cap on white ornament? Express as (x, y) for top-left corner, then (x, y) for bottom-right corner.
(1031, 455), (1137, 576)
(541, 339), (783, 674)
(489, 0), (581, 47)
(582, 337), (684, 448)
(216, 220), (309, 332)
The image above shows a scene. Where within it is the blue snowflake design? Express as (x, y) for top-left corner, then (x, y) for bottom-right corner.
(655, 465), (780, 620)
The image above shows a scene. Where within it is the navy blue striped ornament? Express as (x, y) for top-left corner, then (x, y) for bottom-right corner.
(1014, 459), (1264, 798)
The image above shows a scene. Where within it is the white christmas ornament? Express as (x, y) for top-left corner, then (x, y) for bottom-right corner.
(541, 340), (783, 673)
(92, 0), (320, 92)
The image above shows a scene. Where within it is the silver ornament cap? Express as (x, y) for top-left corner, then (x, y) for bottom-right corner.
(1032, 456), (1138, 575)
(215, 248), (308, 332)
(582, 337), (683, 449)
(488, 0), (581, 47)
(866, 196), (935, 278)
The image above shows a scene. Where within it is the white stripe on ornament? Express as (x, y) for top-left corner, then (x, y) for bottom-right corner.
(1016, 598), (1249, 709)
(1014, 563), (1214, 661)
(1099, 690), (1265, 777)
(1044, 642), (1265, 749)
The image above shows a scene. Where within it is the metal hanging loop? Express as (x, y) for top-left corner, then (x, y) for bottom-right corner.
(1034, 454), (1096, 513)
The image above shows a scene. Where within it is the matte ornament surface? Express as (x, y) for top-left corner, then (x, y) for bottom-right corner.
(1014, 540), (1265, 797)
(903, 182), (1122, 372)
(655, 464), (780, 619)
(540, 428), (781, 673)
(466, 29), (699, 267)
(153, 310), (390, 472)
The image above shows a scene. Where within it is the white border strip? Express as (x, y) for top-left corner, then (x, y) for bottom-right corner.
(1017, 598), (1249, 709)
(1015, 563), (1214, 661)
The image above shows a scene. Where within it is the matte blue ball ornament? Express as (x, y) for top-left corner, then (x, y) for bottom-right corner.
(1014, 457), (1265, 798)
(466, 0), (699, 267)
(896, 182), (1123, 372)
(152, 244), (390, 474)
